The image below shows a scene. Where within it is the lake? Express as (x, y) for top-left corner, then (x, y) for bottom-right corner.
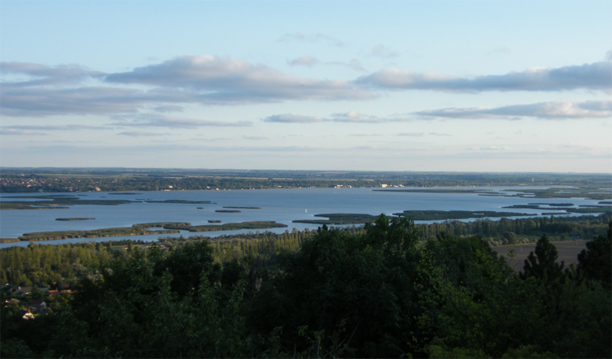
(0, 186), (604, 248)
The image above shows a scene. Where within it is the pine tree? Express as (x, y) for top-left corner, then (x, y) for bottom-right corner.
(520, 234), (564, 284)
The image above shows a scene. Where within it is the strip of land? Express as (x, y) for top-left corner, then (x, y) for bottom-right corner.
(144, 200), (212, 204)
(55, 218), (95, 221)
(223, 206), (261, 209)
(294, 210), (538, 224)
(393, 210), (532, 220)
(376, 187), (612, 201)
(2, 169), (611, 193)
(17, 221), (288, 241)
(188, 221), (286, 232)
(504, 204), (612, 214)
(294, 213), (379, 224)
(0, 238), (19, 243)
(0, 196), (212, 210)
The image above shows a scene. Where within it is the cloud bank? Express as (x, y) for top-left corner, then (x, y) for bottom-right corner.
(357, 61), (612, 92)
(0, 56), (371, 117)
(263, 110), (415, 124)
(263, 100), (610, 126)
(112, 114), (252, 129)
(416, 100), (612, 120)
(1, 57), (609, 120)
(263, 113), (325, 123)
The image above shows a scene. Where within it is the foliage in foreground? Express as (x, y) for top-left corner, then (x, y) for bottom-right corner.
(1, 217), (610, 358)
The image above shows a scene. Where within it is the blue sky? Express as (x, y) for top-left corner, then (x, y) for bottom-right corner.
(1, 0), (611, 172)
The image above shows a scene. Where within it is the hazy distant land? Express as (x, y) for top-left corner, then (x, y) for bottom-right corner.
(1, 168), (610, 193)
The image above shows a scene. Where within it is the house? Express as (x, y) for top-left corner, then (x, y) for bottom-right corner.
(29, 300), (46, 313)
(5, 298), (20, 306)
(10, 286), (32, 295)
(19, 286), (32, 295)
(19, 310), (34, 320)
(48, 290), (60, 297)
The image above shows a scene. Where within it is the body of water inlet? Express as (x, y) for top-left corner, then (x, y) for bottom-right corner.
(0, 187), (604, 248)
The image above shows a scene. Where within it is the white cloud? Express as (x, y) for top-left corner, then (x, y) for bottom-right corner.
(113, 114), (252, 129)
(2, 124), (106, 131)
(397, 132), (425, 137)
(470, 146), (512, 151)
(416, 100), (612, 120)
(105, 56), (372, 103)
(263, 100), (610, 127)
(357, 61), (612, 92)
(348, 59), (366, 72)
(331, 110), (371, 122)
(0, 61), (103, 86)
(370, 44), (399, 58)
(0, 128), (47, 135)
(288, 56), (318, 67)
(152, 105), (184, 113)
(0, 124), (107, 135)
(117, 131), (166, 137)
(1, 56), (372, 117)
(330, 110), (410, 123)
(263, 113), (324, 123)
(2, 57), (610, 121)
(264, 111), (418, 124)
(0, 85), (149, 117)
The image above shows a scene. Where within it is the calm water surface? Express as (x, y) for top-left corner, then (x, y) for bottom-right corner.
(0, 187), (601, 248)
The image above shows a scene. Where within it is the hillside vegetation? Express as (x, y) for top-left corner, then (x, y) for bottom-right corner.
(1, 214), (610, 358)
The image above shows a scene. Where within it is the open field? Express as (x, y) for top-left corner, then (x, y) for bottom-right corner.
(493, 240), (588, 272)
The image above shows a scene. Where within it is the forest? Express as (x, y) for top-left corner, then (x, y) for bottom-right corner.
(1, 214), (610, 358)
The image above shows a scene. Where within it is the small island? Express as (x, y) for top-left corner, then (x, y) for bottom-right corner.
(188, 221), (286, 232)
(56, 218), (95, 221)
(0, 238), (20, 243)
(223, 206), (261, 209)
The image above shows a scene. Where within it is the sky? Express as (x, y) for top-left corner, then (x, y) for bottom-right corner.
(1, 0), (611, 173)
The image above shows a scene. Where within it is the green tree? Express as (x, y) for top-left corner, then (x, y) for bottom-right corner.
(153, 241), (218, 297)
(577, 221), (611, 288)
(416, 234), (543, 357)
(520, 234), (564, 284)
(248, 215), (421, 357)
